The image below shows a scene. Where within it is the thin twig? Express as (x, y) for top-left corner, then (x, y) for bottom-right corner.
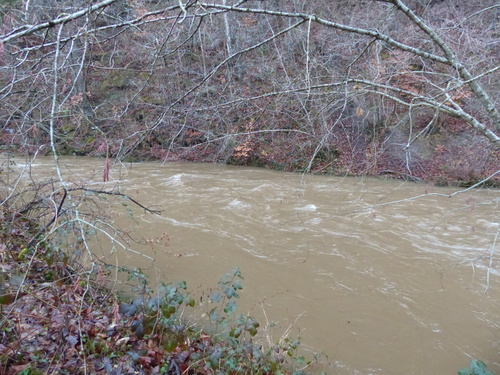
(71, 188), (163, 215)
(27, 189), (67, 249)
(485, 223), (500, 294)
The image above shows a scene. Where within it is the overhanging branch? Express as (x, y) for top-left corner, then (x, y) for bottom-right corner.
(1, 0), (120, 43)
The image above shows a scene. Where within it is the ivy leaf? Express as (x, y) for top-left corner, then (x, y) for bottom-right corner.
(229, 327), (242, 338)
(248, 326), (258, 336)
(161, 305), (176, 319)
(209, 291), (221, 303)
(209, 308), (220, 323)
(224, 300), (237, 315)
(469, 360), (494, 375)
(232, 280), (243, 290)
(459, 360), (494, 375)
(119, 303), (137, 317)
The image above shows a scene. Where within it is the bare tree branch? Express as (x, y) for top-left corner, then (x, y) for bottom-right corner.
(387, 0), (500, 132)
(197, 2), (450, 64)
(1, 0), (120, 43)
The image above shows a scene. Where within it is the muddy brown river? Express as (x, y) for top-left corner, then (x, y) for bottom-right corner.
(5, 155), (500, 374)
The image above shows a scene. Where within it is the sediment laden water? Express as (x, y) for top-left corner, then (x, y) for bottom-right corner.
(4, 155), (500, 374)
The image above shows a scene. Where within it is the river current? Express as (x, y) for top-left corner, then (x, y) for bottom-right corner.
(4, 155), (500, 374)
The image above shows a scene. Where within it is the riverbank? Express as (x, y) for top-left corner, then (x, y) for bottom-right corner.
(0, 189), (313, 374)
(3, 117), (498, 189)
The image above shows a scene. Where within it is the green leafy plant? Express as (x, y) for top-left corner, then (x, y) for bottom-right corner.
(459, 360), (495, 375)
(184, 268), (311, 374)
(207, 267), (244, 330)
(116, 267), (312, 374)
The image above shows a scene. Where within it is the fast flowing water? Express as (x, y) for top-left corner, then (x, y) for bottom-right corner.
(4, 155), (500, 374)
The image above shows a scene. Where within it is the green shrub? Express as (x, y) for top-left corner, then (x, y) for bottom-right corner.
(459, 360), (495, 375)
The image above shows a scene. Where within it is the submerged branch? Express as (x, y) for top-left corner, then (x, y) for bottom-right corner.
(73, 188), (163, 215)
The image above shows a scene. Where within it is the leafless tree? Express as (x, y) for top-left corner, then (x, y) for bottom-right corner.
(1, 0), (498, 180)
